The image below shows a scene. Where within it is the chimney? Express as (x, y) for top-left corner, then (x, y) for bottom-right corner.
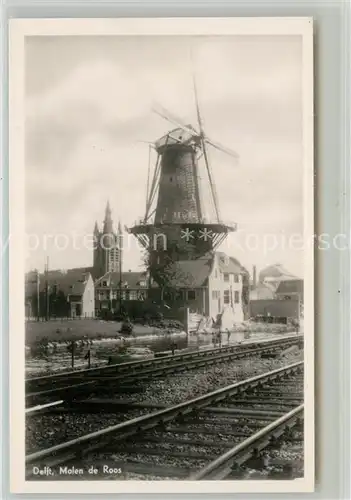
(252, 265), (257, 289)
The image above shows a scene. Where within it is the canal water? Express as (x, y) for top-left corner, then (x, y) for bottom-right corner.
(25, 330), (294, 377)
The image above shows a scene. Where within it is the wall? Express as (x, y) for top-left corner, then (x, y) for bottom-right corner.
(276, 291), (304, 303)
(208, 254), (244, 325)
(82, 274), (95, 317)
(180, 288), (206, 315)
(250, 298), (300, 320)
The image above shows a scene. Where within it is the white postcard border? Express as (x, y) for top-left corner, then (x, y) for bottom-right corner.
(9, 16), (314, 494)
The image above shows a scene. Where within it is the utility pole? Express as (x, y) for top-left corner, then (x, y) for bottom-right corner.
(118, 221), (123, 315)
(36, 269), (40, 321)
(45, 256), (49, 321)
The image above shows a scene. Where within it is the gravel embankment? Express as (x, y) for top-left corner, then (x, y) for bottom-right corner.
(103, 451), (209, 470)
(102, 349), (303, 406)
(86, 418), (303, 480)
(26, 350), (303, 454)
(26, 409), (145, 453)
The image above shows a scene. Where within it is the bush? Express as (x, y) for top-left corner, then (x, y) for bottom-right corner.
(119, 321), (134, 335)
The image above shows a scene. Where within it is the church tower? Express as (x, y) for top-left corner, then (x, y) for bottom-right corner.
(93, 202), (120, 278)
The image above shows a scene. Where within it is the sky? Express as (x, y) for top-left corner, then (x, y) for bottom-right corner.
(25, 35), (304, 277)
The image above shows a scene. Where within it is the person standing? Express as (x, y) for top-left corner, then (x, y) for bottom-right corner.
(171, 341), (177, 355)
(216, 314), (222, 348)
(218, 330), (222, 348)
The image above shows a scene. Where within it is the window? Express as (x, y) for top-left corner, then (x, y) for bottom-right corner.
(224, 290), (230, 304)
(214, 270), (218, 278)
(234, 291), (240, 303)
(234, 274), (239, 283)
(223, 273), (229, 282)
(187, 290), (196, 300)
(102, 281), (107, 287)
(212, 290), (220, 300)
(129, 291), (137, 300)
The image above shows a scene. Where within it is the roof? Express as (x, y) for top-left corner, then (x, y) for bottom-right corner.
(95, 271), (148, 289)
(259, 263), (297, 282)
(25, 268), (93, 298)
(276, 279), (304, 296)
(162, 251), (246, 289)
(216, 252), (246, 274)
(167, 255), (213, 288)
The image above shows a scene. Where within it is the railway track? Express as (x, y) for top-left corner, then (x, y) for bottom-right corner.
(26, 334), (303, 408)
(26, 361), (304, 480)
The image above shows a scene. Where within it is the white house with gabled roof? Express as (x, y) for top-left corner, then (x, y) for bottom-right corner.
(164, 251), (248, 329)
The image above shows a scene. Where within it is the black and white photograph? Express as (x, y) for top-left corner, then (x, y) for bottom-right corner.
(10, 18), (314, 494)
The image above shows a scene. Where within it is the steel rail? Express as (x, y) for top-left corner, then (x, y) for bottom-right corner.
(26, 334), (303, 389)
(26, 338), (303, 406)
(25, 361), (303, 477)
(189, 404), (304, 480)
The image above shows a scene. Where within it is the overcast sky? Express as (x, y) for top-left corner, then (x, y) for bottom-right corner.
(25, 35), (304, 277)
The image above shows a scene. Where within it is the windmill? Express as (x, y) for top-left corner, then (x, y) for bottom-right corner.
(129, 72), (239, 262)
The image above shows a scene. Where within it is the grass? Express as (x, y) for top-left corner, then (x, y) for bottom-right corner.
(25, 318), (161, 345)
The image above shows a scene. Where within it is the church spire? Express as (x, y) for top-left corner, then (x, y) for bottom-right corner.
(105, 200), (111, 217)
(103, 200), (113, 234)
(94, 220), (99, 235)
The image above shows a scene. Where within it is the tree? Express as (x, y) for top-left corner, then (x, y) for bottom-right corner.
(143, 247), (196, 304)
(29, 288), (70, 319)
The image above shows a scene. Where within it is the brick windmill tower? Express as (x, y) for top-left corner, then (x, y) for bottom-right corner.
(129, 75), (239, 268)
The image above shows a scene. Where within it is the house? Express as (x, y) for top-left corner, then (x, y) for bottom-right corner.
(248, 263), (303, 322)
(276, 279), (304, 303)
(250, 263), (303, 304)
(25, 269), (95, 319)
(65, 272), (95, 318)
(94, 270), (148, 313)
(250, 297), (301, 323)
(156, 251), (247, 329)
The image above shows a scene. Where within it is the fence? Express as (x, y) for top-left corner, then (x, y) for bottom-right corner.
(26, 314), (95, 323)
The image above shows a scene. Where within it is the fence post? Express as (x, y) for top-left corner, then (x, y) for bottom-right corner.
(71, 341), (75, 369)
(85, 349), (91, 368)
(184, 307), (189, 339)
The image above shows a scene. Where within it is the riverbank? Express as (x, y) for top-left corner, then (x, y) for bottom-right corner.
(25, 328), (300, 378)
(25, 330), (188, 377)
(25, 318), (176, 345)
